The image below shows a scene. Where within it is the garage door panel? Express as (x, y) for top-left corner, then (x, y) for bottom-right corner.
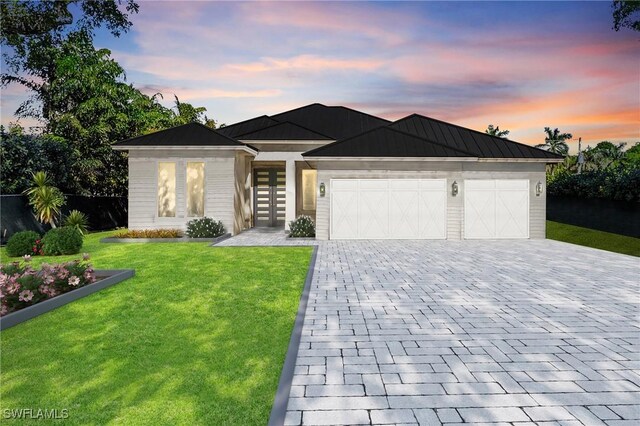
(465, 180), (496, 190)
(390, 190), (420, 238)
(358, 189), (389, 238)
(419, 179), (447, 191)
(419, 190), (447, 239)
(465, 191), (496, 238)
(330, 178), (446, 239)
(331, 190), (358, 239)
(465, 179), (529, 239)
(495, 191), (529, 238)
(390, 179), (419, 190)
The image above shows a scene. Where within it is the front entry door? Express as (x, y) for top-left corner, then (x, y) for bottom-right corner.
(253, 168), (286, 227)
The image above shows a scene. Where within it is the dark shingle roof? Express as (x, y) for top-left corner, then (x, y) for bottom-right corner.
(390, 114), (563, 159)
(234, 121), (332, 140)
(303, 126), (475, 158)
(270, 103), (390, 139)
(112, 122), (252, 148)
(216, 115), (279, 138)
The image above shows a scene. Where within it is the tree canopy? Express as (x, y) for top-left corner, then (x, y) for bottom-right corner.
(485, 124), (510, 138)
(612, 0), (640, 31)
(1, 1), (219, 196)
(536, 127), (573, 156)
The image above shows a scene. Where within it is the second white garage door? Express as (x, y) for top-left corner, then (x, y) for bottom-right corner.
(330, 179), (447, 239)
(464, 179), (530, 239)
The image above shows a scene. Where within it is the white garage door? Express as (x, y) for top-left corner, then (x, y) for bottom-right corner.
(330, 179), (447, 239)
(464, 179), (529, 239)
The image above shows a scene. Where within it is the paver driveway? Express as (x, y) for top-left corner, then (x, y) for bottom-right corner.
(284, 239), (640, 425)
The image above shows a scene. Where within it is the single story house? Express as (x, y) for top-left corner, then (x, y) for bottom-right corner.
(113, 103), (563, 240)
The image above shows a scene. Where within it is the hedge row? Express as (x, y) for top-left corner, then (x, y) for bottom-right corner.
(547, 168), (640, 202)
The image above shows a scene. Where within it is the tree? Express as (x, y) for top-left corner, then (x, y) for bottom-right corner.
(171, 96), (219, 128)
(485, 124), (510, 138)
(585, 141), (627, 170)
(536, 127), (572, 156)
(1, 1), (138, 126)
(612, 0), (640, 32)
(0, 125), (79, 194)
(621, 142), (640, 169)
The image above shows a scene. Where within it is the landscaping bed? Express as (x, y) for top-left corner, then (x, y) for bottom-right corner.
(1, 268), (134, 330)
(100, 234), (230, 244)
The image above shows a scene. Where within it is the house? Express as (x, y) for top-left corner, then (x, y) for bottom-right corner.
(112, 103), (563, 240)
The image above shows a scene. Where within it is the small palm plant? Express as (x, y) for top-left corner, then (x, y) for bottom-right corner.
(63, 210), (90, 235)
(24, 171), (65, 228)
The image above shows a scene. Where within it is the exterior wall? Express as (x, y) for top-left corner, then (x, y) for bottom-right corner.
(127, 149), (243, 234)
(314, 161), (546, 240)
(233, 152), (253, 234)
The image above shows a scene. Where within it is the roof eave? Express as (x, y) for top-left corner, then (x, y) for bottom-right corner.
(302, 156), (479, 162)
(112, 145), (258, 155)
(477, 157), (564, 163)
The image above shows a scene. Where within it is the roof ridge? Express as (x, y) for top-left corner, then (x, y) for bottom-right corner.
(400, 113), (563, 158)
(270, 103), (327, 118)
(330, 105), (391, 123)
(234, 120), (334, 140)
(215, 114), (279, 131)
(381, 124), (478, 156)
(303, 123), (475, 157)
(113, 121), (251, 148)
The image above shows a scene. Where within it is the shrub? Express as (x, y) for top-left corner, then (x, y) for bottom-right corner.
(289, 215), (315, 238)
(114, 229), (182, 238)
(42, 227), (83, 255)
(6, 231), (40, 257)
(185, 217), (225, 238)
(0, 256), (96, 316)
(63, 210), (89, 235)
(548, 168), (640, 202)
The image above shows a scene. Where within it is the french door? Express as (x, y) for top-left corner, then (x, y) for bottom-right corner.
(253, 168), (286, 227)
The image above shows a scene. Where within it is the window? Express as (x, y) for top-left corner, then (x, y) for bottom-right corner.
(301, 169), (317, 211)
(157, 162), (176, 217)
(187, 162), (205, 217)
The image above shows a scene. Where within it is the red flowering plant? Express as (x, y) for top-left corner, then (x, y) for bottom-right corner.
(32, 238), (44, 256)
(0, 254), (96, 316)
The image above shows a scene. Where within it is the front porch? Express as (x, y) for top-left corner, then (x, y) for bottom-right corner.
(248, 158), (317, 231)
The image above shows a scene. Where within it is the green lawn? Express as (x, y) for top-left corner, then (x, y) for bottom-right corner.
(0, 232), (313, 425)
(547, 220), (640, 257)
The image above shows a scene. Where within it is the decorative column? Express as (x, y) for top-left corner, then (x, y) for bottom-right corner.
(285, 159), (296, 230)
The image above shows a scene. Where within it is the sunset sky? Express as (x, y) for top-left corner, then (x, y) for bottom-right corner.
(2, 1), (638, 151)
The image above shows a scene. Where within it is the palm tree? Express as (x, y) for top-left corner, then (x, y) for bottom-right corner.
(485, 124), (510, 138)
(536, 127), (572, 155)
(586, 141), (627, 170)
(23, 171), (65, 227)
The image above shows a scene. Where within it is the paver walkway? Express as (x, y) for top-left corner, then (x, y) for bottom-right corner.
(281, 239), (640, 425)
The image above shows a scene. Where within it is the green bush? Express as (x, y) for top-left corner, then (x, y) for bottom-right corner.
(185, 217), (225, 238)
(289, 216), (315, 238)
(42, 227), (83, 256)
(6, 231), (41, 257)
(63, 210), (89, 235)
(548, 168), (640, 202)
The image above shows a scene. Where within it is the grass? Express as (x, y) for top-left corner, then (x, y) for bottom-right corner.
(0, 231), (313, 425)
(547, 220), (640, 257)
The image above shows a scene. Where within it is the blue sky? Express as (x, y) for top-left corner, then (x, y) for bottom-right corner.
(2, 1), (638, 150)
